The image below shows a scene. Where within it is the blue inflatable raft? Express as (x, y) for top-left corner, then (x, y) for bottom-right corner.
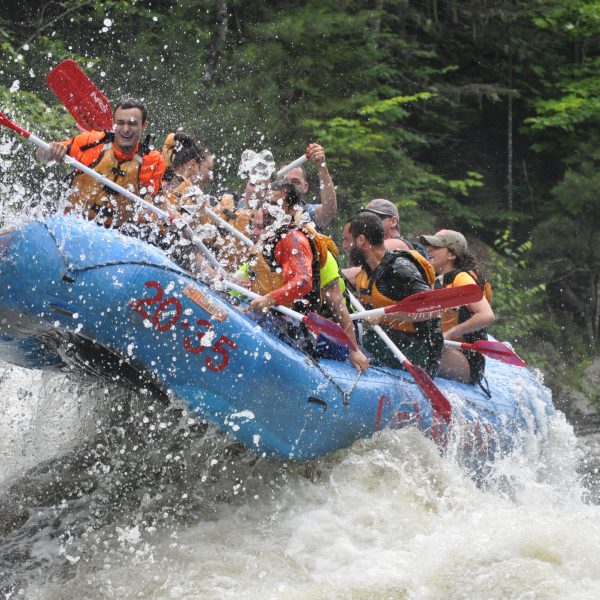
(0, 215), (555, 460)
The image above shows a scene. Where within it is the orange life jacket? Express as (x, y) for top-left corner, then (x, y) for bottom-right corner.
(161, 132), (177, 171)
(159, 175), (194, 211)
(355, 250), (435, 334)
(65, 131), (164, 229)
(250, 224), (333, 311)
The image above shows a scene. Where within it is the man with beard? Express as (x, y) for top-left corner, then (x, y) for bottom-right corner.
(247, 180), (369, 372)
(348, 212), (443, 376)
(37, 98), (165, 229)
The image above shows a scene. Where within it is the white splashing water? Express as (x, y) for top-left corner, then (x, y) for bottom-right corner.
(238, 149), (276, 183)
(0, 357), (598, 599)
(0, 364), (108, 485)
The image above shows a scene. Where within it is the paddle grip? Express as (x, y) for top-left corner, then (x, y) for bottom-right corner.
(224, 280), (306, 322)
(275, 154), (308, 178)
(350, 306), (385, 321)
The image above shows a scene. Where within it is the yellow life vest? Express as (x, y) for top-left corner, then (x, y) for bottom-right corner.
(69, 142), (143, 229)
(249, 253), (285, 298)
(355, 249), (435, 334)
(435, 268), (492, 342)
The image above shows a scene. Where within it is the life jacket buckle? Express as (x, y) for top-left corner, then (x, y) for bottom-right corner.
(111, 167), (126, 177)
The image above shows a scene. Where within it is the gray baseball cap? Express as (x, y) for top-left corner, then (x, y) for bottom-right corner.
(419, 229), (468, 257)
(360, 198), (399, 219)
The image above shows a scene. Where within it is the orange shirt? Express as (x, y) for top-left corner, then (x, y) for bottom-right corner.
(440, 271), (477, 332)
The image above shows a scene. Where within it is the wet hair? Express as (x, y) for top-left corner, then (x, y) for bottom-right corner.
(278, 163), (307, 181)
(171, 132), (204, 167)
(453, 252), (487, 282)
(113, 98), (147, 123)
(270, 179), (302, 208)
(349, 212), (385, 245)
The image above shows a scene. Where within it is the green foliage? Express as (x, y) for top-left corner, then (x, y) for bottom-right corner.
(447, 172), (484, 197)
(487, 231), (546, 348)
(0, 88), (74, 138)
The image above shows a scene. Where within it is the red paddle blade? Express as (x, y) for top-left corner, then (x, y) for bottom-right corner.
(403, 361), (452, 422)
(387, 284), (483, 315)
(470, 340), (527, 366)
(47, 59), (113, 131)
(304, 312), (358, 352)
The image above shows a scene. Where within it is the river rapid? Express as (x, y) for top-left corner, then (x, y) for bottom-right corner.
(1, 140), (600, 599)
(1, 361), (599, 600)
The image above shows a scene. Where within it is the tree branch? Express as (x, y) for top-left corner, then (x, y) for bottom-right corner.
(17, 0), (94, 53)
(204, 0), (229, 87)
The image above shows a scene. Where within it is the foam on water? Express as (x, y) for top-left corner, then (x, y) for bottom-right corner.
(0, 359), (599, 600)
(0, 364), (108, 487)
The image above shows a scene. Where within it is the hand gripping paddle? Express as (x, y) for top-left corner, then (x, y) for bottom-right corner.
(350, 284), (483, 321)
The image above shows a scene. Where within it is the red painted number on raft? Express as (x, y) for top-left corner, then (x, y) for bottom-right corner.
(183, 319), (212, 354)
(130, 281), (237, 371)
(206, 336), (237, 372)
(130, 280), (163, 319)
(152, 297), (182, 331)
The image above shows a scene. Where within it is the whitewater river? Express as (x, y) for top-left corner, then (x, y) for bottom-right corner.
(1, 147), (599, 598)
(1, 362), (599, 599)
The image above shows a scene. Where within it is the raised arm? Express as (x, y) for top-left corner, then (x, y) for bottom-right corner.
(307, 143), (337, 229)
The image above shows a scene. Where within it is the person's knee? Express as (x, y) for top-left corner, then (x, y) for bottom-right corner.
(439, 347), (471, 382)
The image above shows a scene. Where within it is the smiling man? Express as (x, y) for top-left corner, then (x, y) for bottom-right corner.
(37, 98), (165, 229)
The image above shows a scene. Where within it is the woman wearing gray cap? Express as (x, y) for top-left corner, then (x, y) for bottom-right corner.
(419, 229), (495, 387)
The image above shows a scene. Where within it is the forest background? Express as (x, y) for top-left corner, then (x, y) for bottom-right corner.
(1, 0), (600, 419)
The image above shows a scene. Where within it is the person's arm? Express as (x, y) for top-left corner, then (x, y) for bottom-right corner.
(140, 151), (167, 197)
(322, 279), (369, 372)
(307, 143), (337, 229)
(341, 266), (360, 287)
(36, 131), (97, 163)
(248, 231), (313, 312)
(443, 297), (495, 341)
(271, 231), (313, 304)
